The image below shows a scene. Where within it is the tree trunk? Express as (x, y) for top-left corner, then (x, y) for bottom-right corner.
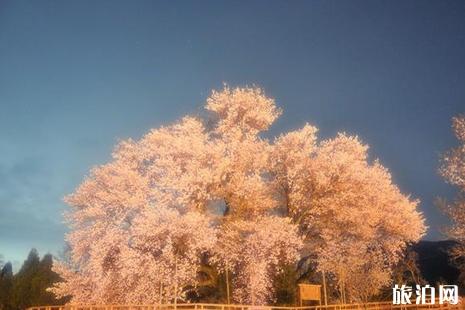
(174, 258), (178, 310)
(225, 267), (231, 304)
(322, 270), (328, 306)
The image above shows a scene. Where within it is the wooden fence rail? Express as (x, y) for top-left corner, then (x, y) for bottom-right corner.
(26, 302), (465, 310)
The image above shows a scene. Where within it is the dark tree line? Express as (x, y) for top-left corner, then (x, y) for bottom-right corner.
(0, 249), (68, 310)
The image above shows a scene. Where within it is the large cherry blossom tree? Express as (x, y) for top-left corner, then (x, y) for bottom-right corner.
(51, 86), (425, 304)
(440, 116), (465, 241)
(439, 115), (465, 280)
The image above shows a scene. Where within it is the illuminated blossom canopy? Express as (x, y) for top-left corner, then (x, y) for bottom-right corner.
(439, 115), (465, 258)
(51, 86), (425, 304)
(272, 130), (425, 301)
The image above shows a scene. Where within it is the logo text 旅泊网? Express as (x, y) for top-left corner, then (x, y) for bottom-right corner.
(392, 284), (458, 305)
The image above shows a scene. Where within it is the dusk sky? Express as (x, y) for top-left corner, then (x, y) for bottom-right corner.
(1, 0), (465, 269)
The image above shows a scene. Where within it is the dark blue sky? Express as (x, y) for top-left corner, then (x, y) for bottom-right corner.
(1, 0), (464, 268)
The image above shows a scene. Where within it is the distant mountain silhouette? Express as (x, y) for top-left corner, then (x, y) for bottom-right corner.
(412, 240), (460, 287)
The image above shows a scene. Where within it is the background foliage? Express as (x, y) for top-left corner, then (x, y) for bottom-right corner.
(0, 249), (68, 310)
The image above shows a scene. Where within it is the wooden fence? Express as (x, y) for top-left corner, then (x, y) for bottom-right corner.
(26, 302), (465, 310)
